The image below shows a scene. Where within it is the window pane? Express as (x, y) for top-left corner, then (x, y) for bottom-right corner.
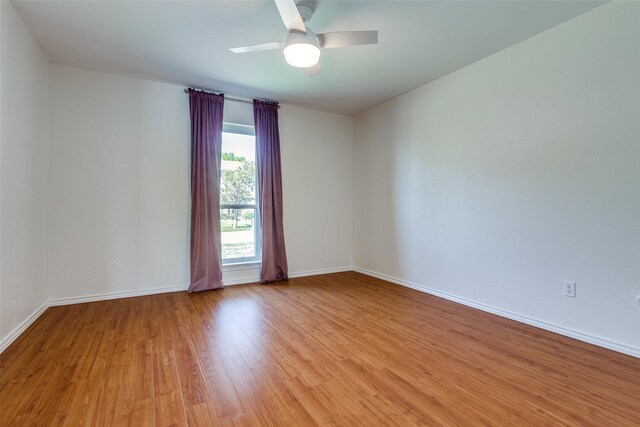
(220, 129), (258, 263)
(221, 132), (256, 205)
(221, 208), (256, 260)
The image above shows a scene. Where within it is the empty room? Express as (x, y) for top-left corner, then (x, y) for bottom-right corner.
(1, 0), (639, 425)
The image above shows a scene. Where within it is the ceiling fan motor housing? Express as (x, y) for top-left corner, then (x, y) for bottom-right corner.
(297, 4), (314, 23)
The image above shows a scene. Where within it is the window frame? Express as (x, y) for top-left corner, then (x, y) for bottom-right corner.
(220, 122), (261, 265)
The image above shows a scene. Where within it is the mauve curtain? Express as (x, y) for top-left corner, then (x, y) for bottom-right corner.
(188, 90), (224, 292)
(254, 99), (289, 283)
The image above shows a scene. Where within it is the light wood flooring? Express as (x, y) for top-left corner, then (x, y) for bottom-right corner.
(1, 271), (639, 426)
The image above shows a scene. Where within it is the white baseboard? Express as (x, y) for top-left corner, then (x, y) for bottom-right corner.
(48, 284), (189, 307)
(223, 277), (259, 286)
(290, 266), (353, 278)
(353, 267), (640, 359)
(220, 265), (353, 286)
(0, 303), (49, 353)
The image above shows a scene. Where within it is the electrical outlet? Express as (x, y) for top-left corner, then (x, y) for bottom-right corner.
(563, 281), (576, 298)
(636, 295), (640, 307)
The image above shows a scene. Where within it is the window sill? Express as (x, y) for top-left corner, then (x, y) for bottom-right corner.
(223, 261), (262, 271)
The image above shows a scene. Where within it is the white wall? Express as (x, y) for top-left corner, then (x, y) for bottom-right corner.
(354, 1), (640, 353)
(47, 64), (353, 300)
(47, 65), (190, 300)
(0, 2), (49, 347)
(280, 105), (353, 275)
(204, 101), (354, 285)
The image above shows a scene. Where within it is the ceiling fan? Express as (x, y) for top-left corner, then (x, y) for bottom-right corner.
(230, 0), (378, 76)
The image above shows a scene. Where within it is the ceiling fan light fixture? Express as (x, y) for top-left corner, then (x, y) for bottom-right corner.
(284, 30), (320, 68)
(284, 42), (320, 67)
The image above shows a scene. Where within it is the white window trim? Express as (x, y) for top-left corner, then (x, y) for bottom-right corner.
(223, 122), (255, 136)
(223, 260), (262, 271)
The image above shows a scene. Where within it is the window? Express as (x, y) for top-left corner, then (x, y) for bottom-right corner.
(220, 123), (260, 264)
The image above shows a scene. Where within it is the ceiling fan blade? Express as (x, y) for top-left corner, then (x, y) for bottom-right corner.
(274, 0), (306, 33)
(230, 42), (284, 54)
(305, 63), (321, 77)
(317, 31), (378, 48)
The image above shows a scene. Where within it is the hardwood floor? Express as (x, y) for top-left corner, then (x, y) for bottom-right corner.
(1, 272), (639, 426)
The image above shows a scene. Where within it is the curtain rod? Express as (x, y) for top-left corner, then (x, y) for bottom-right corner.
(184, 88), (278, 106)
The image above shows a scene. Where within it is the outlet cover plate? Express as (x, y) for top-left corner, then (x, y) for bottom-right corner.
(563, 281), (576, 298)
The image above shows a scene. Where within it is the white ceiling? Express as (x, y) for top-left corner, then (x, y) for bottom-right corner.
(12, 0), (604, 115)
